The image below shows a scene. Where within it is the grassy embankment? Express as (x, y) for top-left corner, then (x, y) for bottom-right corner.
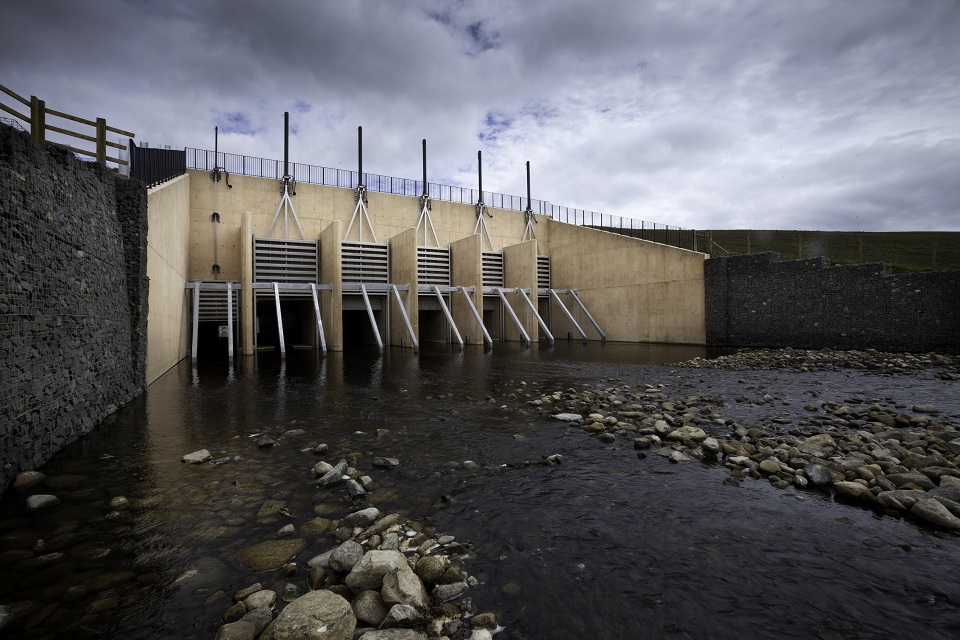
(704, 230), (960, 273)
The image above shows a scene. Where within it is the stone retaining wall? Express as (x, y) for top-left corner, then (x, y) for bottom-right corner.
(0, 124), (148, 493)
(705, 252), (960, 353)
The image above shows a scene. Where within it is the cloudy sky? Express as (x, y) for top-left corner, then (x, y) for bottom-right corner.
(2, 0), (958, 231)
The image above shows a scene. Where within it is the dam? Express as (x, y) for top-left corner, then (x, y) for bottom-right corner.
(144, 118), (707, 383)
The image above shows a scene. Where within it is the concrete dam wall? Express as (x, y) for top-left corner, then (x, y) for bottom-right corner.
(705, 252), (960, 353)
(0, 124), (148, 491)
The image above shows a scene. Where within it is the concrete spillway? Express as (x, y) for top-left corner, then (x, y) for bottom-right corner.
(144, 170), (706, 373)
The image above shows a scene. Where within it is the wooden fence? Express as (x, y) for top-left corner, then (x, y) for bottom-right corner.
(0, 83), (134, 168)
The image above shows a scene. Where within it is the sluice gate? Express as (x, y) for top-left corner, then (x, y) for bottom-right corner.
(253, 236), (330, 356)
(342, 240), (417, 351)
(186, 280), (240, 360)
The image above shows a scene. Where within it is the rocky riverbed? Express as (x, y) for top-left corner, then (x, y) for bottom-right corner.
(3, 345), (960, 640)
(522, 348), (960, 532)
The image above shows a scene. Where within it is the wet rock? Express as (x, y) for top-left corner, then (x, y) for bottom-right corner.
(352, 590), (388, 626)
(913, 404), (939, 414)
(13, 471), (45, 490)
(346, 550), (406, 592)
(414, 555), (448, 586)
(553, 413), (582, 422)
(317, 460), (349, 488)
(228, 585), (260, 605)
(272, 590), (355, 640)
(382, 603), (425, 626)
(215, 620), (256, 640)
(181, 449), (211, 464)
(243, 589), (276, 611)
(432, 581), (468, 602)
(805, 464), (834, 487)
(910, 499), (960, 530)
(885, 472), (936, 491)
(25, 495), (60, 510)
(342, 508), (380, 529)
(758, 459), (780, 475)
(256, 435), (277, 448)
(834, 481), (872, 500)
(797, 434), (836, 458)
(308, 566), (327, 590)
(241, 605), (274, 635)
(471, 612), (498, 630)
(382, 562), (430, 610)
(234, 539), (306, 572)
(345, 479), (367, 499)
(360, 514), (404, 539)
(223, 602), (247, 623)
(329, 540), (364, 573)
(373, 457), (400, 468)
(701, 437), (721, 456)
(666, 426), (707, 444)
(257, 500), (287, 518)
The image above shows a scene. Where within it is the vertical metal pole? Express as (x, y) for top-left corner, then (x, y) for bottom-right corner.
(191, 282), (200, 361)
(526, 160), (531, 211)
(283, 112), (289, 178)
(422, 138), (427, 196)
(227, 282), (234, 361)
(358, 126), (363, 183)
(477, 150), (483, 196)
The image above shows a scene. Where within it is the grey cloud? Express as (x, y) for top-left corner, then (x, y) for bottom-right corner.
(1, 0), (957, 231)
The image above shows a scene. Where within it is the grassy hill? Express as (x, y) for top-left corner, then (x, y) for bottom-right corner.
(704, 230), (960, 273)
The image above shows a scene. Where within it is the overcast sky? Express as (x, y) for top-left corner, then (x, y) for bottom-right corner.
(2, 0), (958, 231)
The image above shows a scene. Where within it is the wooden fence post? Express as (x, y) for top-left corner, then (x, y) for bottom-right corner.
(96, 118), (107, 165)
(30, 96), (45, 145)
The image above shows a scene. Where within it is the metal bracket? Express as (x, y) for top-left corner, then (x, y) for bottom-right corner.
(359, 283), (383, 352)
(416, 196), (440, 247)
(344, 186), (378, 242)
(474, 201), (494, 252)
(496, 287), (530, 346)
(457, 287), (493, 347)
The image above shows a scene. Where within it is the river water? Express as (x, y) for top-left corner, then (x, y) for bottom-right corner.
(2, 343), (959, 639)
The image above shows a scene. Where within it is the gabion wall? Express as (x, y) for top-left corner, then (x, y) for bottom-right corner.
(0, 124), (148, 492)
(705, 252), (960, 353)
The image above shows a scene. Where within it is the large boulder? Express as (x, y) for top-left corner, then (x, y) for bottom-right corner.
(382, 563), (429, 610)
(345, 551), (406, 593)
(272, 590), (355, 640)
(911, 499), (960, 531)
(329, 540), (364, 573)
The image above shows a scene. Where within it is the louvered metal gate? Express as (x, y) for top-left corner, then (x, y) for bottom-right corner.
(482, 252), (504, 288)
(418, 246), (451, 286)
(342, 242), (389, 284)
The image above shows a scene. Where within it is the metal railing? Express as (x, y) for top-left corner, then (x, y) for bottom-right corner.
(129, 139), (185, 187)
(185, 147), (703, 251)
(0, 83), (134, 168)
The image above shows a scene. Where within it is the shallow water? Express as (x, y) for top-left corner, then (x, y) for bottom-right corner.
(2, 343), (959, 639)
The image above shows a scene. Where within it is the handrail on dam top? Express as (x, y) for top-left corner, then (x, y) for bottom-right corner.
(184, 146), (705, 252)
(0, 83), (134, 169)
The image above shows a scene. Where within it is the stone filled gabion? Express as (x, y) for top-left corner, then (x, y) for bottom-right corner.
(0, 123), (148, 494)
